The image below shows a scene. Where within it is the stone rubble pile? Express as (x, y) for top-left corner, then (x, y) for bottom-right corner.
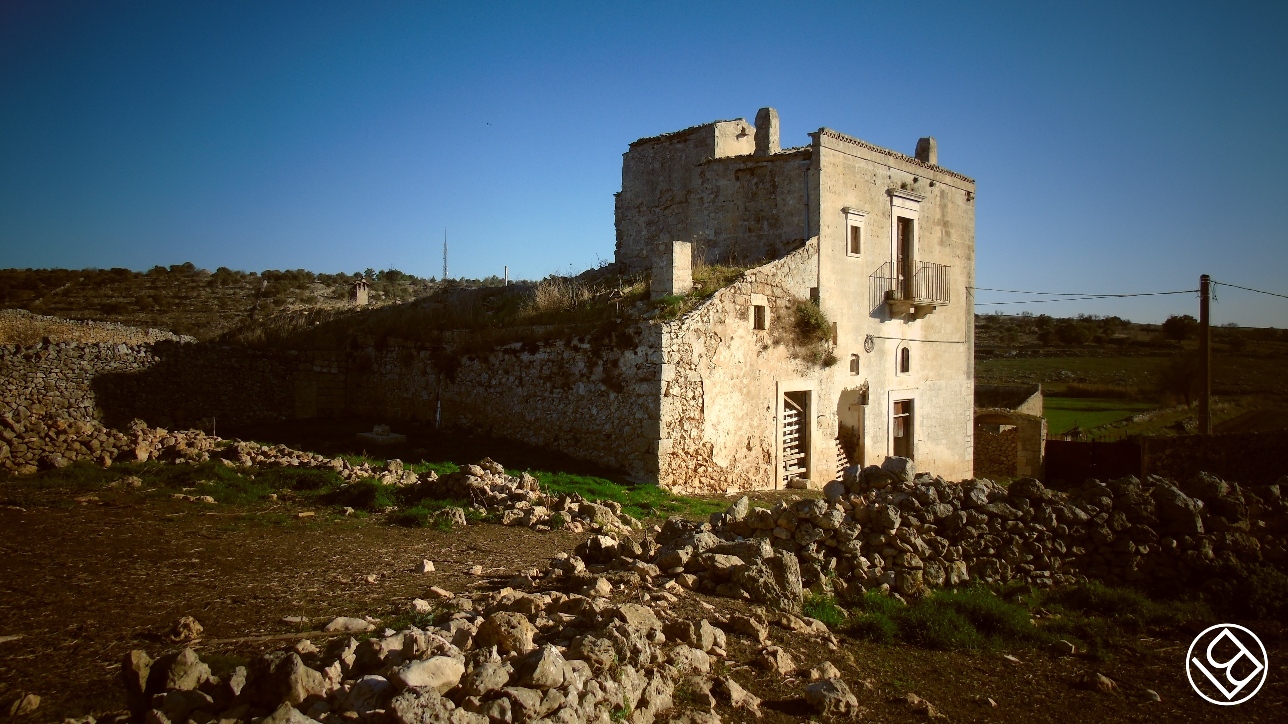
(601, 459), (1288, 604)
(0, 413), (642, 536)
(415, 460), (641, 535)
(0, 416), (205, 473)
(118, 580), (835, 724)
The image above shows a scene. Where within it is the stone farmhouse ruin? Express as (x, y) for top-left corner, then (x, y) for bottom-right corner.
(2, 109), (979, 495)
(616, 108), (976, 491)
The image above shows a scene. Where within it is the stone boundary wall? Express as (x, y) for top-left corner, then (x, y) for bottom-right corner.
(0, 341), (297, 432)
(1, 328), (667, 480)
(1142, 430), (1288, 484)
(973, 426), (1017, 478)
(0, 308), (193, 346)
(336, 335), (664, 479)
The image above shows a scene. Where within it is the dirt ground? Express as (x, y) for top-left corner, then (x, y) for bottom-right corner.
(2, 486), (1286, 722)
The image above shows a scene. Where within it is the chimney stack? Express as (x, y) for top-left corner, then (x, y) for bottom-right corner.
(915, 137), (937, 165)
(754, 107), (780, 156)
(651, 241), (693, 299)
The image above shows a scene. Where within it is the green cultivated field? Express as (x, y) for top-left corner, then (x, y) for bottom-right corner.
(1044, 397), (1158, 435)
(977, 355), (1288, 396)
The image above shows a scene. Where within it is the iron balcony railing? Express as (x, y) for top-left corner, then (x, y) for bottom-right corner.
(869, 260), (952, 311)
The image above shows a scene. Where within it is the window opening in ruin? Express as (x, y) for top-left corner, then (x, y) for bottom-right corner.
(896, 216), (915, 298)
(753, 305), (767, 330)
(849, 354), (860, 375)
(782, 391), (811, 487)
(893, 399), (914, 458)
(849, 224), (862, 256)
(899, 346), (911, 373)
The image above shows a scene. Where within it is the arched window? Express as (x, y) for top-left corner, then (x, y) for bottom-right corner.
(899, 345), (911, 374)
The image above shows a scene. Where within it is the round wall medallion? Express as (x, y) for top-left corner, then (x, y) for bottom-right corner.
(864, 335), (875, 353)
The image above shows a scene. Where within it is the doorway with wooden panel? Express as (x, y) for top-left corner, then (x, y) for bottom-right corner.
(892, 398), (914, 459)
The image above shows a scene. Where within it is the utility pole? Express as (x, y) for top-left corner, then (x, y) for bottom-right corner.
(1199, 274), (1211, 434)
(442, 229), (448, 281)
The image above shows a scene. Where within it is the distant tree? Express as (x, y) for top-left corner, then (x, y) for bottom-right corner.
(1162, 314), (1198, 341)
(1035, 314), (1053, 331)
(379, 269), (405, 283)
(1055, 319), (1092, 345)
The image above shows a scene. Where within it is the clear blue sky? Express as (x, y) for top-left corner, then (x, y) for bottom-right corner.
(2, 1), (1286, 326)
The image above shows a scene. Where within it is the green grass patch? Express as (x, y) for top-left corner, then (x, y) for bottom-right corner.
(530, 470), (726, 520)
(388, 500), (489, 529)
(8, 452), (728, 524)
(803, 591), (849, 629)
(831, 582), (1212, 655)
(380, 609), (446, 633)
(1195, 564), (1288, 621)
(1044, 396), (1158, 435)
(843, 587), (1049, 651)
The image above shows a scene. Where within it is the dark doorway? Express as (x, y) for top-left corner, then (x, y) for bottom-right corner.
(896, 216), (915, 298)
(893, 399), (914, 458)
(782, 391), (811, 486)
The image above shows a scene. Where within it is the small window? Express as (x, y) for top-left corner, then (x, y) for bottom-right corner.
(842, 207), (866, 258)
(849, 354), (860, 375)
(899, 346), (911, 373)
(753, 305), (767, 330)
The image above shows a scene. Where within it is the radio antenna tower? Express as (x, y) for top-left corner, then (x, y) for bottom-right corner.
(442, 229), (448, 280)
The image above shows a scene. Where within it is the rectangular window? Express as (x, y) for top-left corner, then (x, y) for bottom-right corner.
(843, 208), (866, 259)
(753, 305), (767, 330)
(849, 354), (860, 375)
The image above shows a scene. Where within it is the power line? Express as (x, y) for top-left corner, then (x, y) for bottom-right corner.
(972, 289), (1198, 306)
(970, 286), (1101, 295)
(1212, 280), (1288, 301)
(869, 334), (966, 344)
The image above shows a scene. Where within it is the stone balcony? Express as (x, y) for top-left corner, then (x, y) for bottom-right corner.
(870, 261), (952, 319)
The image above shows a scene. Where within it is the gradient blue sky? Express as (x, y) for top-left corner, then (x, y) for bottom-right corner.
(2, 1), (1286, 325)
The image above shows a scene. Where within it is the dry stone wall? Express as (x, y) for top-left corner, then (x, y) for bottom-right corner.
(338, 335), (664, 479)
(620, 462), (1288, 608)
(0, 340), (297, 434)
(973, 426), (1017, 478)
(0, 328), (665, 481)
(1142, 431), (1288, 484)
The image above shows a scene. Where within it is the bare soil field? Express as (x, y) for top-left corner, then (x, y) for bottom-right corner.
(3, 482), (1286, 722)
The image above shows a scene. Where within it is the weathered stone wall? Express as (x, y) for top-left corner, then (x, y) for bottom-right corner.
(974, 426), (1018, 478)
(1, 331), (666, 481)
(336, 335), (663, 479)
(691, 467), (1288, 604)
(0, 340), (297, 432)
(975, 383), (1043, 417)
(1142, 431), (1288, 484)
(656, 243), (824, 494)
(615, 117), (809, 273)
(0, 308), (192, 346)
